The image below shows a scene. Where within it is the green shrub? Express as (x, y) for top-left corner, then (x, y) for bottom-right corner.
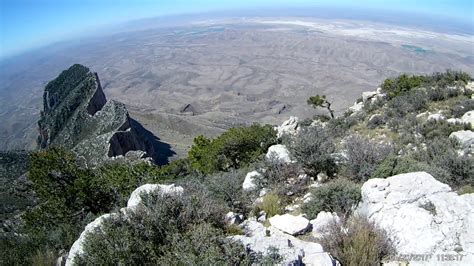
(427, 87), (447, 101)
(382, 71), (471, 99)
(318, 215), (395, 266)
(256, 160), (308, 199)
(188, 124), (277, 174)
(25, 148), (115, 242)
(416, 137), (474, 187)
(367, 114), (386, 129)
(302, 179), (361, 219)
(76, 186), (251, 265)
(289, 126), (337, 176)
(458, 185), (474, 195)
(259, 193), (282, 218)
(344, 135), (394, 182)
(419, 120), (471, 140)
(326, 115), (362, 138)
(371, 155), (430, 179)
(450, 99), (474, 118)
(382, 74), (426, 99)
(387, 89), (427, 116)
(204, 170), (249, 213)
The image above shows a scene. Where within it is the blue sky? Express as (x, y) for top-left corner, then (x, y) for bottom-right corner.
(0, 0), (473, 58)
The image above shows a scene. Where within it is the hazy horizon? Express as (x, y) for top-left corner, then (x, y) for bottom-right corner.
(1, 0), (473, 59)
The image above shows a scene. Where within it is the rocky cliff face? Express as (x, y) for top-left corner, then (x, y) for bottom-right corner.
(37, 64), (155, 165)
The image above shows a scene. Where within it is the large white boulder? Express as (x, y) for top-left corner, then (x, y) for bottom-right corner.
(232, 219), (336, 265)
(449, 130), (474, 150)
(357, 172), (474, 265)
(243, 170), (261, 191)
(127, 184), (183, 209)
(266, 144), (293, 164)
(66, 214), (116, 265)
(276, 116), (300, 138)
(269, 214), (311, 235)
(310, 211), (340, 238)
(66, 183), (183, 265)
(461, 110), (474, 127)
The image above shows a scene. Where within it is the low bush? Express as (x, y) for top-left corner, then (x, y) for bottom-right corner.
(382, 73), (426, 99)
(417, 137), (474, 187)
(371, 155), (430, 179)
(387, 89), (427, 116)
(344, 135), (394, 182)
(419, 120), (471, 140)
(427, 87), (447, 101)
(318, 215), (395, 266)
(326, 115), (362, 138)
(367, 114), (386, 129)
(259, 193), (282, 218)
(381, 71), (471, 99)
(76, 185), (251, 265)
(450, 99), (474, 118)
(256, 159), (308, 199)
(289, 126), (337, 176)
(458, 185), (474, 195)
(204, 170), (249, 213)
(302, 179), (361, 219)
(188, 124), (277, 174)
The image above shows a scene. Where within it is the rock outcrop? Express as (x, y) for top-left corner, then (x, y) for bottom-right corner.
(275, 116), (300, 138)
(450, 130), (474, 153)
(232, 219), (336, 265)
(357, 172), (474, 265)
(268, 214), (311, 235)
(37, 64), (156, 165)
(266, 144), (293, 164)
(310, 211), (340, 239)
(462, 110), (474, 127)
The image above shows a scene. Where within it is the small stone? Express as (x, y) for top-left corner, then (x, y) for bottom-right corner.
(317, 172), (328, 183)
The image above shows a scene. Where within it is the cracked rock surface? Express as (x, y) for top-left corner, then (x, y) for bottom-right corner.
(357, 172), (474, 265)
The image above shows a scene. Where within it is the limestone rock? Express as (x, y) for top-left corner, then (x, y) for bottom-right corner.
(243, 171), (261, 191)
(449, 130), (474, 150)
(269, 214), (311, 235)
(66, 213), (117, 265)
(225, 212), (244, 225)
(362, 91), (378, 102)
(37, 64), (156, 166)
(357, 172), (474, 265)
(232, 219), (336, 265)
(127, 184), (184, 209)
(447, 118), (463, 124)
(461, 110), (474, 127)
(362, 88), (386, 103)
(266, 144), (293, 164)
(310, 211), (340, 238)
(427, 113), (445, 121)
(317, 172), (328, 183)
(276, 116), (300, 138)
(349, 101), (364, 113)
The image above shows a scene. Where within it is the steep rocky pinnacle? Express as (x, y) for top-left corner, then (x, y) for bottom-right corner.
(37, 64), (156, 166)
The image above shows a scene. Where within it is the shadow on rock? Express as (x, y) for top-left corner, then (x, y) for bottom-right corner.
(130, 118), (176, 165)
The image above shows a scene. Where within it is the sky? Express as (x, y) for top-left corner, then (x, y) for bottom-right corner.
(0, 0), (473, 59)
